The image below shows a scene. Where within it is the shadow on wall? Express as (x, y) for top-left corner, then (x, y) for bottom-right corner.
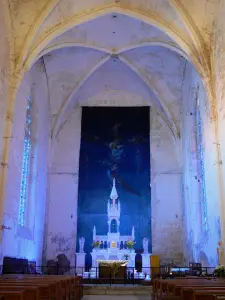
(46, 254), (70, 275)
(198, 251), (209, 267)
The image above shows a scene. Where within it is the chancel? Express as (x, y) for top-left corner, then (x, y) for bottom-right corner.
(2, 1), (225, 298)
(76, 178), (150, 275)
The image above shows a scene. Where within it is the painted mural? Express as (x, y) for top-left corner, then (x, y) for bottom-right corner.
(77, 107), (151, 267)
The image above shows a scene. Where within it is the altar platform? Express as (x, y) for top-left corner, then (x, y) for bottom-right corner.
(83, 285), (152, 295)
(79, 265), (151, 286)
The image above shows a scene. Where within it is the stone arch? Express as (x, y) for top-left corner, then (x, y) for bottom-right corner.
(21, 6), (209, 85)
(51, 52), (179, 145)
(16, 7), (213, 133)
(16, 0), (61, 71)
(34, 41), (188, 66)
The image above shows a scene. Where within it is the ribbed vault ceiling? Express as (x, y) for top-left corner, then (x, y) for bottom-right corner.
(39, 13), (190, 141)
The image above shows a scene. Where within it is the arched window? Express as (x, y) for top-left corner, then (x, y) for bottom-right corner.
(110, 219), (117, 233)
(197, 106), (208, 232)
(18, 96), (32, 227)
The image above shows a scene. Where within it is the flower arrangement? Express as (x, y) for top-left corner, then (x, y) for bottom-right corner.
(214, 266), (225, 277)
(126, 240), (135, 249)
(92, 241), (102, 248)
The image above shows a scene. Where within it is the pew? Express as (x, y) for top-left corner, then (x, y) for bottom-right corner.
(152, 277), (225, 300)
(0, 281), (53, 299)
(0, 290), (24, 300)
(7, 274), (80, 299)
(0, 275), (83, 300)
(181, 287), (225, 300)
(0, 287), (38, 300)
(193, 289), (225, 300)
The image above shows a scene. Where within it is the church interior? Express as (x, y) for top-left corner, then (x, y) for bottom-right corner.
(1, 0), (225, 298)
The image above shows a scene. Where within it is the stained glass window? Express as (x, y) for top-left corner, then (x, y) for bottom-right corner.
(18, 96), (32, 227)
(197, 107), (208, 232)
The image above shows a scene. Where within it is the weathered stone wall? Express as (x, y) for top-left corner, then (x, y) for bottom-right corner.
(45, 93), (183, 265)
(150, 111), (183, 264)
(0, 2), (11, 256)
(198, 80), (220, 266)
(181, 63), (201, 264)
(182, 62), (221, 266)
(1, 60), (49, 265)
(215, 0), (225, 256)
(0, 2), (10, 161)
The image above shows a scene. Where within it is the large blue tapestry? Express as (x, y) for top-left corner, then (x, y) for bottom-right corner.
(77, 107), (151, 267)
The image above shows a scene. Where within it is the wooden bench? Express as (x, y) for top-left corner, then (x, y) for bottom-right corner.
(0, 275), (83, 300)
(1, 277), (65, 299)
(0, 281), (54, 299)
(20, 275), (82, 300)
(153, 278), (225, 300)
(180, 286), (225, 300)
(193, 289), (225, 300)
(0, 286), (38, 300)
(0, 290), (24, 300)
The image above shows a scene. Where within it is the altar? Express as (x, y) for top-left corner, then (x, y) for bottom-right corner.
(90, 179), (140, 269)
(97, 260), (128, 278)
(76, 178), (151, 276)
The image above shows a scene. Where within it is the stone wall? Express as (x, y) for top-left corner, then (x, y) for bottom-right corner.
(181, 63), (221, 266)
(0, 2), (10, 261)
(150, 112), (183, 264)
(1, 60), (49, 265)
(0, 2), (10, 161)
(215, 0), (225, 255)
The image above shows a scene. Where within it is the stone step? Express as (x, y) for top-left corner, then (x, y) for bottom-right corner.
(84, 285), (152, 295)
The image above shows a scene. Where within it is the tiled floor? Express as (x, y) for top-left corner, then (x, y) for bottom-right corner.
(83, 296), (151, 300)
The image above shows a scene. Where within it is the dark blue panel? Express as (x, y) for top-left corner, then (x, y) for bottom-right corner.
(77, 107), (151, 268)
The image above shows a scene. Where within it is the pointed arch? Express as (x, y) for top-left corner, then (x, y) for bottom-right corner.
(22, 6), (202, 74)
(51, 54), (111, 138)
(117, 41), (188, 60)
(16, 0), (61, 71)
(118, 54), (179, 141)
(35, 42), (112, 63)
(18, 5), (213, 119)
(51, 52), (179, 152)
(169, 0), (210, 70)
(34, 40), (189, 64)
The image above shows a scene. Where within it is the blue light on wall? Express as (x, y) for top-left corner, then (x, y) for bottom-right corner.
(197, 107), (208, 232)
(18, 96), (32, 227)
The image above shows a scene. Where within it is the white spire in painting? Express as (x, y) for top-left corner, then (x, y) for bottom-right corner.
(110, 178), (118, 200)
